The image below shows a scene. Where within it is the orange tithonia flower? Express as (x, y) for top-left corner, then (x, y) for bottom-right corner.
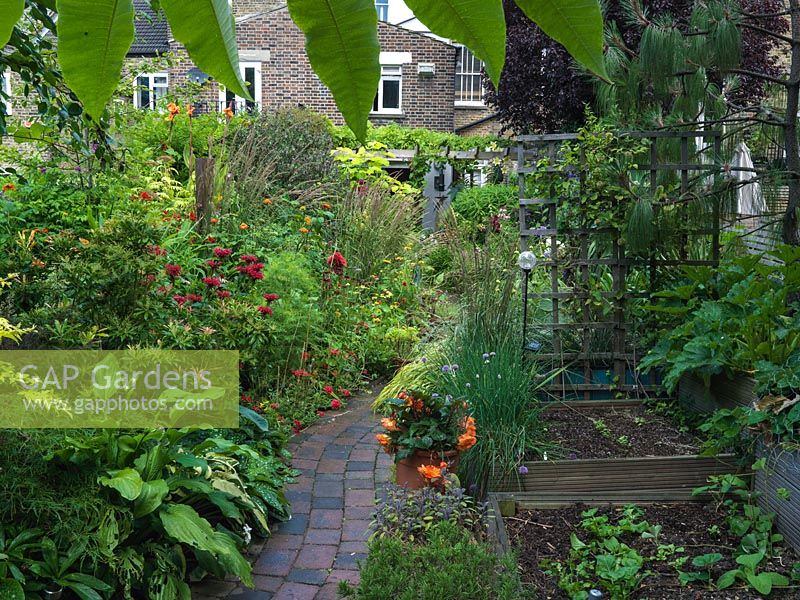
(299, 227), (309, 234)
(376, 433), (392, 447)
(457, 432), (477, 452)
(263, 197), (272, 205)
(223, 106), (234, 120)
(239, 223), (249, 230)
(417, 464), (442, 480)
(381, 418), (400, 432)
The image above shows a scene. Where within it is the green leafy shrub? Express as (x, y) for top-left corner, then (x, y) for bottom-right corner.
(451, 184), (517, 229)
(338, 521), (522, 600)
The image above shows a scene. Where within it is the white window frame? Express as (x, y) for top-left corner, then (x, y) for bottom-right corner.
(133, 72), (169, 109)
(375, 0), (389, 21)
(0, 73), (11, 115)
(219, 62), (262, 113)
(372, 65), (403, 115)
(455, 45), (485, 106)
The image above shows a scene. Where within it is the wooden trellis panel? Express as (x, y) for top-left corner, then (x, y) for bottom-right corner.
(518, 131), (724, 400)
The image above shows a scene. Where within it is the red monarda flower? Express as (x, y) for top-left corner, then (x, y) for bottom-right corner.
(240, 255), (259, 263)
(147, 245), (167, 256)
(339, 389), (352, 398)
(186, 293), (203, 303)
(144, 274), (156, 284)
(173, 294), (187, 305)
(323, 385), (334, 394)
(206, 259), (221, 269)
(331, 399), (342, 410)
(139, 190), (153, 201)
(326, 251), (347, 275)
(263, 293), (280, 302)
(165, 264), (182, 278)
(236, 263), (264, 280)
(213, 247), (233, 258)
(329, 348), (341, 357)
(217, 290), (231, 299)
(202, 276), (222, 287)
(292, 369), (311, 378)
(257, 305), (273, 316)
(207, 236), (216, 243)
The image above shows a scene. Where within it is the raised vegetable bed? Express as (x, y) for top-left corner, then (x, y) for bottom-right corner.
(488, 401), (738, 505)
(755, 444), (800, 552)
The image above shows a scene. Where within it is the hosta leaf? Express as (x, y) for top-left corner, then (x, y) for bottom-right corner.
(160, 0), (249, 99)
(133, 479), (170, 518)
(99, 468), (143, 501)
(0, 0), (24, 48)
(513, 0), (608, 80)
(287, 0), (379, 141)
(402, 0), (505, 87)
(55, 0), (136, 119)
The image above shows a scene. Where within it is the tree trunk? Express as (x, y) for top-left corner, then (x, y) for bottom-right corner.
(784, 0), (800, 245)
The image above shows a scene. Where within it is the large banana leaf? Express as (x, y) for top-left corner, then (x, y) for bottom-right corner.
(0, 0), (24, 48)
(287, 0), (380, 141)
(514, 0), (608, 80)
(402, 0), (506, 88)
(160, 0), (250, 100)
(55, 0), (135, 119)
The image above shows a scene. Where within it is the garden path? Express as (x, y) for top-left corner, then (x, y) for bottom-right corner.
(192, 385), (390, 600)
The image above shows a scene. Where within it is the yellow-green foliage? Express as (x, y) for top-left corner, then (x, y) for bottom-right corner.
(372, 345), (444, 412)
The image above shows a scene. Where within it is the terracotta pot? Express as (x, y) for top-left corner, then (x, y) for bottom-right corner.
(395, 449), (460, 490)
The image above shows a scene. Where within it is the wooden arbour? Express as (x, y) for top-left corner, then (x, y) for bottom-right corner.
(517, 131), (726, 400)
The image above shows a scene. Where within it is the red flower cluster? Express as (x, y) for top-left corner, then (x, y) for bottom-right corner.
(263, 293), (280, 302)
(173, 294), (187, 305)
(186, 293), (203, 303)
(326, 251), (347, 275)
(292, 369), (311, 378)
(217, 290), (231, 299)
(165, 264), (182, 278)
(240, 255), (259, 263)
(257, 305), (273, 316)
(241, 394), (262, 413)
(331, 399), (341, 410)
(139, 190), (153, 201)
(202, 276), (222, 287)
(236, 262), (264, 279)
(339, 389), (352, 398)
(292, 419), (302, 434)
(207, 236), (216, 243)
(323, 385), (334, 394)
(147, 245), (167, 256)
(301, 351), (311, 361)
(206, 259), (221, 269)
(213, 247), (233, 258)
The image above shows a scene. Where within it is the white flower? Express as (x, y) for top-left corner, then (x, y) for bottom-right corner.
(543, 452), (548, 461)
(243, 524), (252, 545)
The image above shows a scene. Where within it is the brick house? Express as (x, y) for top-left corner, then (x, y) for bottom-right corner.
(129, 0), (499, 134)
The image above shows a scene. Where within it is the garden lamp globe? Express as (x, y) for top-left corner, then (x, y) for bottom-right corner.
(518, 251), (538, 271)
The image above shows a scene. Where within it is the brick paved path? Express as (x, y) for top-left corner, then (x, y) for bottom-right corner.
(193, 388), (389, 600)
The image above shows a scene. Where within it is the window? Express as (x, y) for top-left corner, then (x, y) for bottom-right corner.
(0, 73), (10, 115)
(372, 66), (402, 114)
(219, 62), (262, 114)
(375, 0), (389, 21)
(455, 46), (484, 105)
(134, 73), (168, 109)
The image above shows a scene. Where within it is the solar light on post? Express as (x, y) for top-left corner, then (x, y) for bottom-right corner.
(518, 251), (538, 349)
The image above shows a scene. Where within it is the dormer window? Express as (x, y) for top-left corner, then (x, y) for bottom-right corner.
(375, 0), (389, 21)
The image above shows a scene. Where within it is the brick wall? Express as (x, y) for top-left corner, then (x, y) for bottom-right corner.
(163, 7), (457, 131)
(233, 0), (284, 17)
(454, 106), (503, 137)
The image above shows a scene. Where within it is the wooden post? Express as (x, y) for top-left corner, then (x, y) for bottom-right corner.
(195, 157), (215, 234)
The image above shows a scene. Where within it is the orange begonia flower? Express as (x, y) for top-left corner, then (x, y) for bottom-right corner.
(381, 418), (400, 432)
(457, 433), (477, 452)
(417, 464), (442, 480)
(376, 433), (392, 446)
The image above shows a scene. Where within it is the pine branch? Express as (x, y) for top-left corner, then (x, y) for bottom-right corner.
(739, 10), (791, 19)
(729, 69), (788, 87)
(738, 22), (795, 45)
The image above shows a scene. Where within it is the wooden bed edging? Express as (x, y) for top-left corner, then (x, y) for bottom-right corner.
(754, 444), (800, 552)
(488, 454), (739, 502)
(486, 494), (512, 556)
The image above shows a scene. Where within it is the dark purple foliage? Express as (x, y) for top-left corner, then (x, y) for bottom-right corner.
(486, 0), (787, 133)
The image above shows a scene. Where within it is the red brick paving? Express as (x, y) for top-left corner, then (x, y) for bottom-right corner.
(192, 389), (387, 599)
